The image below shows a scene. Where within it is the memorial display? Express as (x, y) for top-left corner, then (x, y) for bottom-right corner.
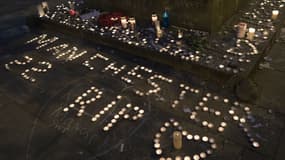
(29, 0), (285, 83)
(1, 0), (285, 160)
(1, 32), (283, 159)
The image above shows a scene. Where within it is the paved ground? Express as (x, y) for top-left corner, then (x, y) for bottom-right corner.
(0, 1), (284, 160)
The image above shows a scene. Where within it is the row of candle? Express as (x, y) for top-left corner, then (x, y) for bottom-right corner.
(120, 13), (178, 39)
(21, 61), (52, 83)
(37, 1), (285, 76)
(63, 86), (103, 117)
(120, 17), (136, 30)
(5, 55), (53, 83)
(237, 9), (280, 41)
(29, 32), (179, 98)
(83, 53), (110, 71)
(17, 32), (278, 160)
(39, 4), (205, 71)
(188, 92), (260, 148)
(103, 103), (145, 132)
(171, 84), (200, 108)
(226, 39), (258, 56)
(91, 96), (122, 122)
(61, 85), (145, 132)
(215, 0), (285, 72)
(154, 118), (217, 160)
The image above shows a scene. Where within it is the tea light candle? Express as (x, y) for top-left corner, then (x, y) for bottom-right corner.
(128, 17), (136, 30)
(263, 30), (269, 36)
(178, 30), (183, 39)
(173, 131), (182, 150)
(121, 17), (128, 29)
(272, 10), (279, 20)
(152, 14), (158, 23)
(237, 22), (247, 38)
(247, 28), (255, 41)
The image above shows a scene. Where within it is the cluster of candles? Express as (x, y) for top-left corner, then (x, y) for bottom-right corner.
(82, 53), (110, 71)
(153, 118), (217, 160)
(237, 0), (284, 41)
(91, 95), (122, 123)
(18, 32), (272, 158)
(103, 103), (145, 132)
(40, 3), (205, 68)
(171, 83), (200, 108)
(212, 0), (285, 73)
(187, 92), (260, 148)
(54, 47), (87, 61)
(121, 76), (132, 84)
(103, 62), (127, 75)
(46, 43), (69, 55)
(120, 17), (136, 30)
(37, 0), (285, 76)
(62, 85), (145, 132)
(21, 61), (52, 83)
(236, 0), (282, 42)
(128, 65), (153, 77)
(122, 65), (153, 87)
(226, 39), (258, 56)
(5, 56), (33, 70)
(144, 74), (173, 96)
(237, 23), (258, 42)
(190, 96), (226, 132)
(37, 1), (49, 17)
(120, 13), (166, 38)
(29, 34), (88, 62)
(26, 34), (59, 50)
(63, 86), (103, 117)
(36, 37), (59, 50)
(11, 29), (281, 160)
(5, 55), (52, 83)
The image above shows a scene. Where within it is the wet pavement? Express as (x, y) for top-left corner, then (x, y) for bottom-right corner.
(0, 1), (284, 160)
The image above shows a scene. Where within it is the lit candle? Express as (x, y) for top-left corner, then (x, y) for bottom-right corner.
(237, 22), (247, 38)
(121, 17), (128, 29)
(178, 30), (183, 39)
(152, 14), (158, 23)
(37, 5), (45, 17)
(272, 10), (279, 20)
(263, 30), (269, 36)
(128, 17), (136, 30)
(247, 28), (256, 41)
(156, 29), (163, 38)
(68, 1), (75, 10)
(41, 2), (49, 12)
(173, 131), (182, 150)
(154, 20), (161, 31)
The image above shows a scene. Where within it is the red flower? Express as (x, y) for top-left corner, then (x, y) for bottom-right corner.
(98, 12), (126, 27)
(69, 9), (76, 16)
